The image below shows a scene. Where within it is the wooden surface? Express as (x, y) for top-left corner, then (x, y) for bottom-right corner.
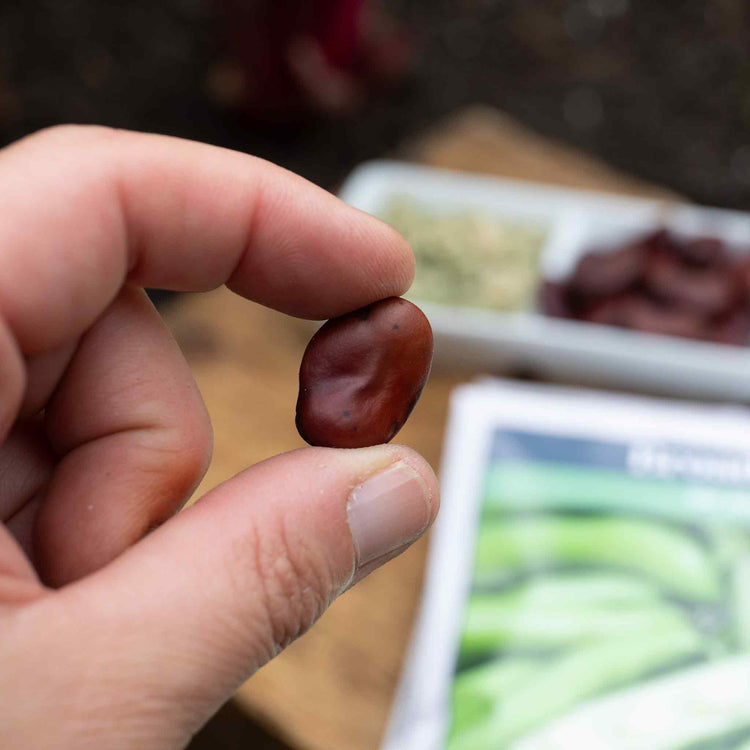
(161, 106), (674, 750)
(400, 106), (678, 201)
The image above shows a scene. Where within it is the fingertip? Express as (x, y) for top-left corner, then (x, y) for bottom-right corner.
(227, 194), (417, 320)
(384, 443), (441, 524)
(340, 445), (438, 590)
(341, 444), (439, 572)
(362, 210), (415, 285)
(383, 220), (416, 293)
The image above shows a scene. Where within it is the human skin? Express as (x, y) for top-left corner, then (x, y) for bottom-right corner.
(0, 125), (439, 748)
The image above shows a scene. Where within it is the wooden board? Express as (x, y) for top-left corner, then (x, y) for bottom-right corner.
(162, 106), (674, 750)
(400, 105), (678, 200)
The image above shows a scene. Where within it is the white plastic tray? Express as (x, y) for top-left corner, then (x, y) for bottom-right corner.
(339, 161), (750, 401)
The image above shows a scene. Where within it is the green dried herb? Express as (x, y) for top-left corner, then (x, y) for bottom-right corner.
(381, 197), (547, 312)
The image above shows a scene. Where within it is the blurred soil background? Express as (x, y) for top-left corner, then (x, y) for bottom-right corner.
(1, 0), (749, 209)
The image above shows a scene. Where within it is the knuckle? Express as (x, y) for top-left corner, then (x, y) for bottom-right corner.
(150, 421), (213, 507)
(174, 415), (214, 492)
(128, 417), (213, 534)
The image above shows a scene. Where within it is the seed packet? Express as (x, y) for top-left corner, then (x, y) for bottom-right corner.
(383, 380), (750, 750)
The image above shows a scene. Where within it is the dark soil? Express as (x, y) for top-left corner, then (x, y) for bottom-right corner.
(1, 1), (749, 210)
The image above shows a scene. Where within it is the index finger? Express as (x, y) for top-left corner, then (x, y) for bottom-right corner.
(0, 125), (414, 357)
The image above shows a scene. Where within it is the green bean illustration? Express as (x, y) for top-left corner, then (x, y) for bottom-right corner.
(731, 555), (750, 651)
(512, 654), (750, 750)
(474, 516), (720, 601)
(460, 592), (693, 656)
(678, 727), (750, 750)
(449, 625), (704, 749)
(450, 658), (539, 738)
(708, 528), (750, 570)
(473, 571), (661, 606)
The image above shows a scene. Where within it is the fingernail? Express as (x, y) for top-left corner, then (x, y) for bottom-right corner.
(347, 461), (431, 568)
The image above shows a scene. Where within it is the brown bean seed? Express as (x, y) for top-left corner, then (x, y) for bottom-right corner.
(539, 281), (573, 318)
(296, 297), (433, 448)
(675, 237), (727, 267)
(571, 243), (646, 298)
(645, 251), (738, 315)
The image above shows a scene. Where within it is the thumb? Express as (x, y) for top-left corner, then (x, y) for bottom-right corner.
(51, 444), (438, 746)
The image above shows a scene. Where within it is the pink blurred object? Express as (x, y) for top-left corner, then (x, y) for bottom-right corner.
(214, 0), (412, 120)
(313, 0), (364, 70)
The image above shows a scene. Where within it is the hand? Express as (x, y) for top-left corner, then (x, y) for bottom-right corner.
(0, 126), (439, 748)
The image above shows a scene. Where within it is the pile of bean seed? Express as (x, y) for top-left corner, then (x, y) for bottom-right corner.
(542, 230), (750, 345)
